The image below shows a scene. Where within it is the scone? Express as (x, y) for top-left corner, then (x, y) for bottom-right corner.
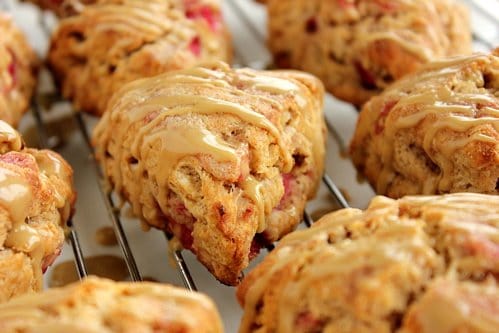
(0, 276), (224, 333)
(92, 62), (326, 285)
(48, 0), (231, 116)
(22, 0), (96, 17)
(0, 120), (75, 303)
(350, 50), (499, 198)
(0, 13), (37, 127)
(237, 192), (499, 333)
(266, 0), (471, 106)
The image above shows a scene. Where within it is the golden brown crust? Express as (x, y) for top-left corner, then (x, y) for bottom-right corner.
(350, 51), (499, 198)
(0, 13), (38, 127)
(266, 0), (471, 106)
(237, 193), (499, 333)
(0, 120), (75, 303)
(0, 276), (224, 333)
(48, 0), (232, 116)
(92, 62), (326, 285)
(23, 0), (96, 17)
(402, 279), (499, 333)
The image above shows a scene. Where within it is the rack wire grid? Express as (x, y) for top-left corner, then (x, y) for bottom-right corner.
(3, 0), (499, 331)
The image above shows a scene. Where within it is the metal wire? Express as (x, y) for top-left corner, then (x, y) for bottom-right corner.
(73, 112), (142, 282)
(30, 99), (89, 278)
(303, 210), (314, 227)
(68, 228), (88, 278)
(322, 174), (350, 209)
(162, 232), (198, 291)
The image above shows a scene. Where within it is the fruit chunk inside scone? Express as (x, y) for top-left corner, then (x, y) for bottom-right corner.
(0, 120), (75, 303)
(237, 193), (499, 333)
(92, 62), (326, 285)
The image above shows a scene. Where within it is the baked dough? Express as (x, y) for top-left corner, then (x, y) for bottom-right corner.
(22, 0), (96, 17)
(92, 62), (326, 285)
(0, 120), (75, 303)
(0, 13), (37, 126)
(266, 0), (471, 106)
(0, 276), (224, 333)
(238, 192), (499, 333)
(350, 50), (499, 197)
(48, 0), (231, 115)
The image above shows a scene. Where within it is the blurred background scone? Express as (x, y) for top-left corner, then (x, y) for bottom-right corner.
(265, 0), (471, 106)
(0, 120), (75, 303)
(48, 0), (231, 116)
(23, 0), (96, 17)
(0, 276), (224, 333)
(92, 62), (326, 285)
(0, 12), (37, 127)
(237, 192), (499, 333)
(350, 50), (499, 198)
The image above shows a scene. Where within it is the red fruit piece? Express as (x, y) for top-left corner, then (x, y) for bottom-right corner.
(305, 17), (318, 34)
(248, 237), (263, 260)
(281, 173), (294, 202)
(3, 48), (17, 92)
(354, 61), (377, 90)
(42, 247), (62, 273)
(295, 311), (325, 332)
(184, 1), (221, 32)
(373, 0), (398, 12)
(167, 218), (194, 251)
(463, 234), (499, 261)
(337, 0), (355, 9)
(374, 100), (397, 134)
(0, 152), (36, 171)
(188, 36), (201, 57)
(276, 173), (295, 210)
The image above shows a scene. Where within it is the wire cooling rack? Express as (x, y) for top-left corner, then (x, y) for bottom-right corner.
(3, 0), (499, 331)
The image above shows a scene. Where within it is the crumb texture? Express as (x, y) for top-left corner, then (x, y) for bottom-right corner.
(0, 120), (75, 303)
(92, 62), (326, 285)
(238, 192), (499, 333)
(350, 50), (499, 197)
(0, 276), (224, 333)
(266, 0), (471, 106)
(0, 13), (37, 127)
(48, 0), (231, 115)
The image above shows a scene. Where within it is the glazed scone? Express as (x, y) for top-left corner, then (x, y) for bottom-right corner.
(92, 62), (326, 285)
(266, 0), (471, 106)
(0, 120), (75, 303)
(0, 276), (224, 333)
(0, 13), (37, 127)
(403, 279), (499, 333)
(48, 0), (231, 116)
(22, 0), (96, 17)
(237, 193), (499, 333)
(350, 50), (499, 198)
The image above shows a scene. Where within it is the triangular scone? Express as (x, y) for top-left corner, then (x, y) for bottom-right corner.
(49, 0), (231, 116)
(93, 62), (326, 285)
